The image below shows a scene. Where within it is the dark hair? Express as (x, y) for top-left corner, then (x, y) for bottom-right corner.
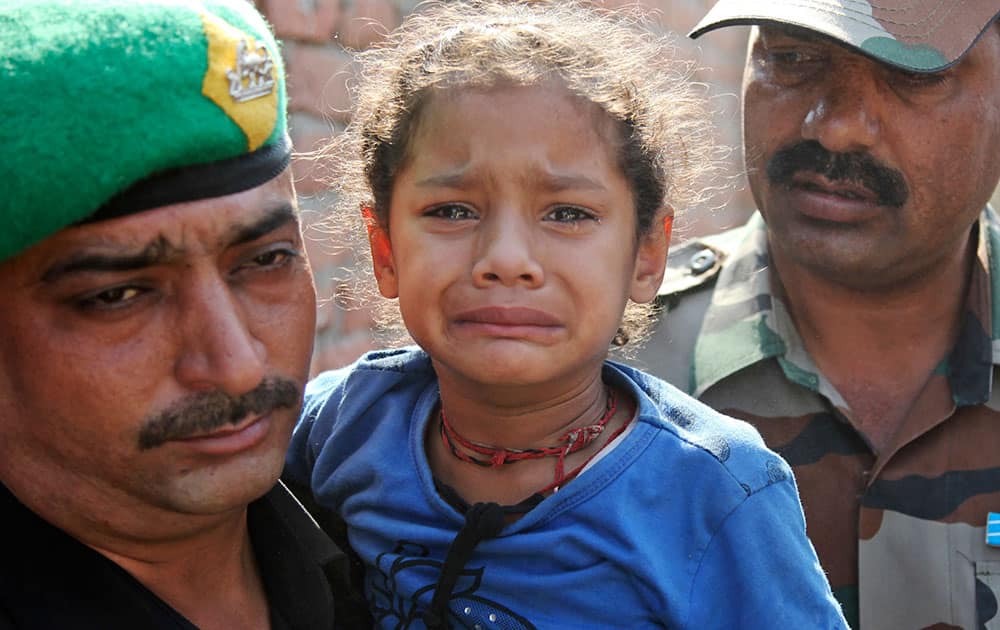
(318, 0), (720, 346)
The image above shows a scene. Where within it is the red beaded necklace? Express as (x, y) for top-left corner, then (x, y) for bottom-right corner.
(438, 388), (628, 494)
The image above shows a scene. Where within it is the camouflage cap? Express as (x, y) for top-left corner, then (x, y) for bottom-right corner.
(0, 0), (289, 263)
(690, 0), (1000, 73)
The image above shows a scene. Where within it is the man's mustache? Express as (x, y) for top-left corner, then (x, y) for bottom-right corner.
(766, 140), (909, 208)
(137, 378), (301, 450)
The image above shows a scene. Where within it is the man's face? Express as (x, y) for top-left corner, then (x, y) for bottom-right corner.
(742, 24), (1000, 288)
(0, 170), (316, 536)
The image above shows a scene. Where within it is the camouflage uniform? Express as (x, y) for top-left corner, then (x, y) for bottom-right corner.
(629, 208), (1000, 629)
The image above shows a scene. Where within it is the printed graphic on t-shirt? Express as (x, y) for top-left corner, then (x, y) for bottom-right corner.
(370, 541), (536, 630)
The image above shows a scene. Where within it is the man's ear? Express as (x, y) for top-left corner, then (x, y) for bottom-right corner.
(361, 205), (398, 299)
(630, 209), (672, 304)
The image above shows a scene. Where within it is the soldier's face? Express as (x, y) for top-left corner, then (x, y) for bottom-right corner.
(0, 169), (317, 538)
(742, 24), (1000, 289)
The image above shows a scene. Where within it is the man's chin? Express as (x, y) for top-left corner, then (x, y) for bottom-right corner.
(776, 241), (916, 292)
(159, 442), (288, 516)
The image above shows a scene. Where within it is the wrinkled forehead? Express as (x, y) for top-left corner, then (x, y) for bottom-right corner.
(397, 81), (629, 184)
(1, 171), (298, 286)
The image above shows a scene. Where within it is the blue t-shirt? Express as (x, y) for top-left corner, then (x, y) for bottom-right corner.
(286, 348), (847, 629)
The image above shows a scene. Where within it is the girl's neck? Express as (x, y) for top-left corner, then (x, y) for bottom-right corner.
(431, 363), (609, 448)
(427, 363), (636, 507)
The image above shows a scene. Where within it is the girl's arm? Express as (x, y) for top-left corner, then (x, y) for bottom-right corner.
(686, 476), (849, 629)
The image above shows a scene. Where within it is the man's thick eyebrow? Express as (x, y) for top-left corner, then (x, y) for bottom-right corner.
(41, 204), (298, 283)
(42, 237), (177, 283)
(227, 202), (298, 247)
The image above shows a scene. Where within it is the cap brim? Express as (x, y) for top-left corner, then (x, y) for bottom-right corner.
(689, 0), (1000, 73)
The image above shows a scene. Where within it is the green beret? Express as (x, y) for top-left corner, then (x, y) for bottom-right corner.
(0, 0), (289, 262)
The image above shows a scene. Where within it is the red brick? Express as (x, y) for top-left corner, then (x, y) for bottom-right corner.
(302, 205), (356, 281)
(309, 245), (359, 281)
(310, 280), (378, 359)
(299, 193), (337, 227)
(303, 228), (340, 279)
(306, 273), (392, 369)
(283, 42), (355, 120)
(289, 112), (341, 194)
(263, 0), (342, 43)
(650, 0), (704, 30)
(311, 331), (377, 374)
(341, 294), (377, 333)
(337, 0), (401, 51)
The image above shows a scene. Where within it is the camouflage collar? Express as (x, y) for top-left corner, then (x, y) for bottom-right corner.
(691, 207), (1000, 407)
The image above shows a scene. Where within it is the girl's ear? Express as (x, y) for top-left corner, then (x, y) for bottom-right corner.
(361, 205), (399, 299)
(630, 208), (673, 304)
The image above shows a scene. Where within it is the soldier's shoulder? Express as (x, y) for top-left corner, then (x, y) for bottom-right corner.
(657, 224), (745, 307)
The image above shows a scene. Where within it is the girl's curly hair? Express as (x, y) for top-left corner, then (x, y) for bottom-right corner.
(316, 0), (723, 348)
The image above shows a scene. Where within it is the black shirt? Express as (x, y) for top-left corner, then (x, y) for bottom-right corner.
(0, 481), (348, 629)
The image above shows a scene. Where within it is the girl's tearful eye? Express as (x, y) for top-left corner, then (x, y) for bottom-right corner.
(544, 205), (599, 224)
(425, 204), (479, 221)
